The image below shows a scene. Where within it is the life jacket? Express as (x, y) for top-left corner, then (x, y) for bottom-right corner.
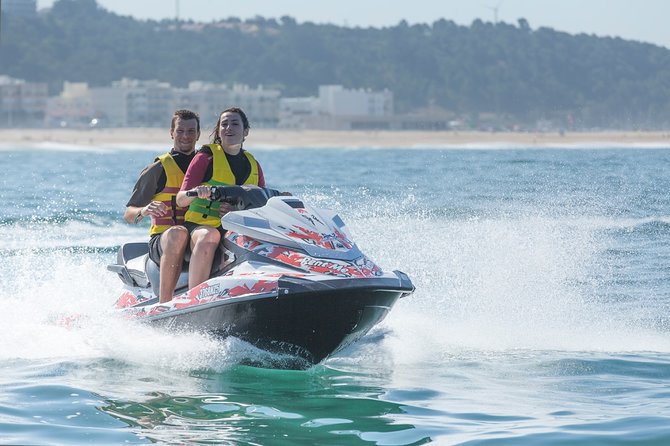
(184, 144), (259, 227)
(149, 153), (188, 235)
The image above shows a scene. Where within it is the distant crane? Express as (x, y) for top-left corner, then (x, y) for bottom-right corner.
(175, 0), (180, 29)
(484, 0), (504, 24)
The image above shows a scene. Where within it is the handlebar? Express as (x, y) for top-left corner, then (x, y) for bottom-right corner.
(184, 185), (282, 210)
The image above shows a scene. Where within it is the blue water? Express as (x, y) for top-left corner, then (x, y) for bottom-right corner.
(1, 142), (670, 445)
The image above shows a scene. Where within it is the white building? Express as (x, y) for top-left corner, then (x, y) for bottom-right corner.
(0, 75), (47, 127)
(279, 97), (319, 129)
(45, 82), (95, 127)
(279, 85), (394, 130)
(179, 82), (280, 129)
(80, 78), (280, 128)
(318, 85), (393, 117)
(89, 78), (174, 127)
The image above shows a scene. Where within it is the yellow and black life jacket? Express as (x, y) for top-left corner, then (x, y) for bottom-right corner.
(184, 144), (259, 227)
(149, 153), (188, 235)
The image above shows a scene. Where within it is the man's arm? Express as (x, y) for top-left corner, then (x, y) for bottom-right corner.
(124, 205), (146, 224)
(125, 161), (167, 224)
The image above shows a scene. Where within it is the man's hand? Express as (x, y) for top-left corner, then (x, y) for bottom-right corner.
(143, 200), (169, 217)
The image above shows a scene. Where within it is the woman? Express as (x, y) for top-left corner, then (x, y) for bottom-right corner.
(176, 107), (265, 289)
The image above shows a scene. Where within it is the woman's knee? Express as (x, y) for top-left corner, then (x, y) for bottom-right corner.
(193, 227), (221, 245)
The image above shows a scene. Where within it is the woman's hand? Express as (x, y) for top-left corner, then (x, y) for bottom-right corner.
(195, 185), (212, 199)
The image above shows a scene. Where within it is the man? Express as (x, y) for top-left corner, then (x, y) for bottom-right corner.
(124, 109), (200, 303)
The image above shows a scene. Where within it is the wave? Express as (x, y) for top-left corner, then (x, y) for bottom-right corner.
(1, 196), (669, 370)
(0, 219), (142, 250)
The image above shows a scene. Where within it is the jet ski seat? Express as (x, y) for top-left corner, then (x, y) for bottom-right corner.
(145, 246), (225, 298)
(108, 242), (226, 298)
(107, 242), (151, 288)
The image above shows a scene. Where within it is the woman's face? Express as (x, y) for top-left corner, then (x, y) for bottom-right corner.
(218, 111), (248, 146)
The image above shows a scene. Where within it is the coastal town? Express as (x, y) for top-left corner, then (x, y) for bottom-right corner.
(0, 75), (436, 131)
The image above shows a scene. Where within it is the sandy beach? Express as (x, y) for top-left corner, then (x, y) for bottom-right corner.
(2, 128), (670, 148)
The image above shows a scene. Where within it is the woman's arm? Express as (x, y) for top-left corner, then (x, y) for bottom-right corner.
(176, 152), (211, 207)
(257, 162), (266, 187)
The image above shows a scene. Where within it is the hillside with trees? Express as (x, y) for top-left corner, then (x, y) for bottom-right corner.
(2, 0), (670, 128)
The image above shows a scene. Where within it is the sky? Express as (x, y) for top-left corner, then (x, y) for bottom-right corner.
(36, 0), (670, 49)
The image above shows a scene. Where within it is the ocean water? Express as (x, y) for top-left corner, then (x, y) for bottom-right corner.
(1, 141), (670, 445)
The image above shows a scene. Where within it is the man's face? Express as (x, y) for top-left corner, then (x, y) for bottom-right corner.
(171, 117), (200, 153)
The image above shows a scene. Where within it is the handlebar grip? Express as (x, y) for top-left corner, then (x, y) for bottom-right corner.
(185, 190), (198, 197)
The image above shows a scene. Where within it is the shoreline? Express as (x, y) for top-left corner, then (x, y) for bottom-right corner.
(2, 128), (670, 148)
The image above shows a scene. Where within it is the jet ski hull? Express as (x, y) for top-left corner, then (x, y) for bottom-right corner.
(146, 285), (405, 368)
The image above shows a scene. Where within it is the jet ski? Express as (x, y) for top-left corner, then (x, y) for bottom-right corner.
(108, 185), (414, 369)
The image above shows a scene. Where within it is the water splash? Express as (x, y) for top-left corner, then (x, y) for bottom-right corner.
(1, 189), (669, 374)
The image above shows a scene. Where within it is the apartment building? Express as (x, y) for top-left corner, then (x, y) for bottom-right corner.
(178, 82), (280, 128)
(0, 75), (48, 127)
(88, 78), (174, 127)
(45, 82), (95, 127)
(279, 85), (394, 130)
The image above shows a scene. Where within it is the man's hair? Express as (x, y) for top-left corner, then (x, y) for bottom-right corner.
(171, 109), (200, 132)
